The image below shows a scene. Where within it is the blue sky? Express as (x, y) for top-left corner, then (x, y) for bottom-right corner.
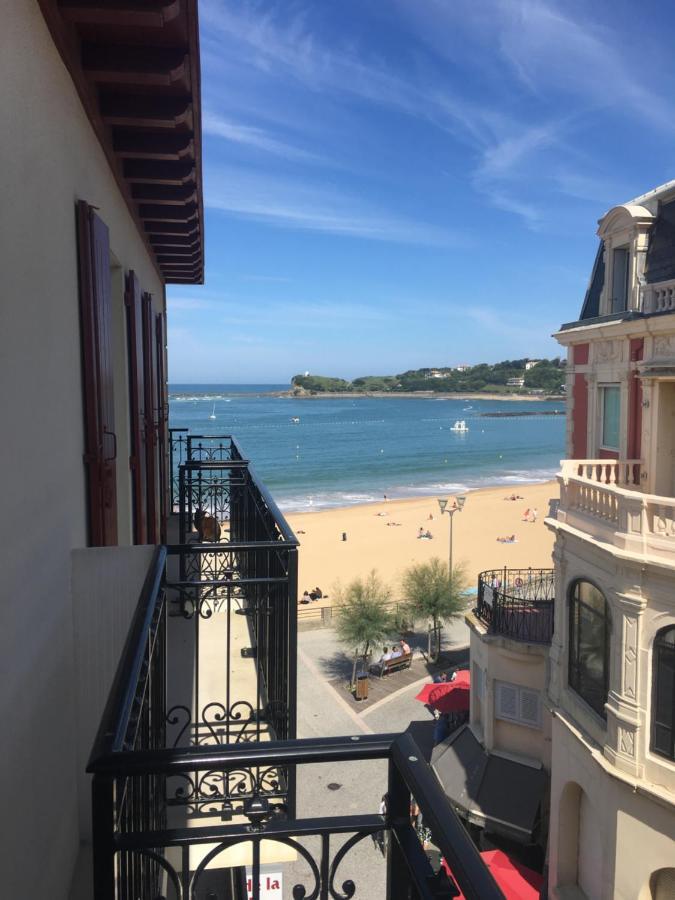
(167, 0), (675, 383)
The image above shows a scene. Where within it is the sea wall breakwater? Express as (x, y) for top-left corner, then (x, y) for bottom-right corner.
(169, 385), (566, 513)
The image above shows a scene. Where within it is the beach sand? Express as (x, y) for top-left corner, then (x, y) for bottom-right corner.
(286, 480), (558, 604)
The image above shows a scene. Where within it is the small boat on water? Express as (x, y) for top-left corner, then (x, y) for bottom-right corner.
(291, 416), (300, 424)
(450, 419), (469, 432)
(209, 403), (216, 419)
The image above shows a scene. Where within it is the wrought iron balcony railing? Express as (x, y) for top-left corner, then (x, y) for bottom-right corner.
(169, 430), (246, 512)
(475, 568), (555, 644)
(88, 546), (502, 898)
(88, 432), (504, 899)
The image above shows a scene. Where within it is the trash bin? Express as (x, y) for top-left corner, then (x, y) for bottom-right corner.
(355, 672), (369, 701)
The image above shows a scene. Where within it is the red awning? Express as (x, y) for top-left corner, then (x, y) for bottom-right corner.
(415, 669), (470, 713)
(442, 849), (543, 899)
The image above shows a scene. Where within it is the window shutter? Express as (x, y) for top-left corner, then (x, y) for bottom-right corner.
(125, 271), (147, 543)
(496, 682), (518, 720)
(155, 311), (168, 542)
(520, 688), (541, 727)
(142, 293), (159, 543)
(77, 200), (118, 546)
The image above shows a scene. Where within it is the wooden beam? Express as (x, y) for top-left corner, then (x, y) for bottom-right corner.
(150, 236), (199, 247)
(82, 43), (188, 86)
(131, 182), (197, 204)
(112, 129), (194, 160)
(145, 221), (199, 235)
(139, 201), (197, 221)
(100, 93), (192, 129)
(59, 1), (181, 28)
(155, 253), (201, 264)
(123, 159), (195, 184)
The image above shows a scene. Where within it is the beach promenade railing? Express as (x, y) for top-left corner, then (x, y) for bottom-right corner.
(476, 568), (555, 644)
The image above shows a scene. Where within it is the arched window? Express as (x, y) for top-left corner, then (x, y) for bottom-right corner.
(568, 580), (610, 718)
(652, 626), (675, 761)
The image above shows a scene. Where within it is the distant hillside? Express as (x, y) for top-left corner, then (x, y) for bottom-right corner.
(291, 358), (565, 395)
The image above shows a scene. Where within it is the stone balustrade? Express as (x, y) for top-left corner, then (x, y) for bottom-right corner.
(556, 459), (675, 563)
(643, 277), (675, 313)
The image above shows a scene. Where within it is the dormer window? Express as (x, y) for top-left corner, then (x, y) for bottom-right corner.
(611, 247), (629, 312)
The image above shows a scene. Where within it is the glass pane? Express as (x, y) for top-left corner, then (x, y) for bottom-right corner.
(569, 581), (608, 717)
(602, 387), (620, 449)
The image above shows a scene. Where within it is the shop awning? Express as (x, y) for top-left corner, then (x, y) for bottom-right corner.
(443, 849), (544, 900)
(431, 726), (547, 844)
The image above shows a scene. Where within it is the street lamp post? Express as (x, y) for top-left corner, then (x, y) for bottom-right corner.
(437, 495), (466, 575)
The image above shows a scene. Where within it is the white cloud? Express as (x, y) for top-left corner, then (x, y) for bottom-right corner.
(202, 111), (323, 162)
(204, 165), (468, 247)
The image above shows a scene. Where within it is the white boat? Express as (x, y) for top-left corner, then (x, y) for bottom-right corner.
(209, 403), (216, 419)
(450, 419), (469, 432)
(291, 416), (300, 424)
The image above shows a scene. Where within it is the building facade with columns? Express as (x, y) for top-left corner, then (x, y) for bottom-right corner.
(546, 182), (675, 899)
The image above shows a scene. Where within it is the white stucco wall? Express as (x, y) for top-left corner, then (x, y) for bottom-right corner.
(0, 4), (165, 896)
(549, 717), (675, 900)
(468, 621), (552, 768)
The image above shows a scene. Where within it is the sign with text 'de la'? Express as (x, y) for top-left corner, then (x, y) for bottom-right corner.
(245, 868), (282, 899)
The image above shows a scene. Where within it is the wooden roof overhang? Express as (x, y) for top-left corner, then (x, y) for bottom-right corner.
(38, 0), (204, 285)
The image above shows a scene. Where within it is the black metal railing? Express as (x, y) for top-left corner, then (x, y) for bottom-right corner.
(475, 568), (555, 644)
(169, 431), (246, 512)
(89, 562), (503, 900)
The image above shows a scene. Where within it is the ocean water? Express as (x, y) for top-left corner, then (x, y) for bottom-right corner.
(169, 384), (566, 512)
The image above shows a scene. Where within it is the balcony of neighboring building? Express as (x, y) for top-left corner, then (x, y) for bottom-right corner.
(553, 458), (675, 567)
(468, 568), (555, 646)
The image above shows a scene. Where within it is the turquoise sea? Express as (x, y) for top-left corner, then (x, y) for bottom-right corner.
(169, 384), (566, 512)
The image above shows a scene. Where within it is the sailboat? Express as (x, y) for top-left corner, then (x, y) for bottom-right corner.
(209, 403), (216, 419)
(450, 419), (469, 432)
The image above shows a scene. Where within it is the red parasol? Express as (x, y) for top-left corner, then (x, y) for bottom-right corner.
(442, 848), (543, 899)
(414, 669), (470, 714)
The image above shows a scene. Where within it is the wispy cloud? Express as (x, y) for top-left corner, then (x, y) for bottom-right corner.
(205, 165), (468, 247)
(203, 111), (323, 163)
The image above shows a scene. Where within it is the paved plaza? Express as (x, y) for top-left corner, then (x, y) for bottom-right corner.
(284, 617), (471, 898)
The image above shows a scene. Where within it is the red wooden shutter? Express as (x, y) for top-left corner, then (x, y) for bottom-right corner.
(76, 200), (118, 546)
(142, 292), (159, 543)
(125, 271), (147, 543)
(155, 311), (169, 542)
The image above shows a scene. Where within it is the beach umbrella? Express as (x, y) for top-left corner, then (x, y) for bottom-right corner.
(415, 669), (470, 713)
(441, 848), (543, 900)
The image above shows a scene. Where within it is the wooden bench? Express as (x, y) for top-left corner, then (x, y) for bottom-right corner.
(370, 652), (413, 677)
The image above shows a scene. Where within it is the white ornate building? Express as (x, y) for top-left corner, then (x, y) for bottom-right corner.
(465, 182), (675, 899)
(546, 181), (675, 899)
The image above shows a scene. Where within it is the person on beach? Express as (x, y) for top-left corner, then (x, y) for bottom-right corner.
(300, 591), (311, 604)
(400, 639), (411, 655)
(532, 507), (538, 522)
(313, 586), (323, 599)
(522, 508), (531, 521)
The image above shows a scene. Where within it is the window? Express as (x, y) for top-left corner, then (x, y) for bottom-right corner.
(600, 385), (620, 451)
(652, 626), (675, 761)
(495, 681), (541, 728)
(611, 247), (629, 312)
(568, 580), (610, 719)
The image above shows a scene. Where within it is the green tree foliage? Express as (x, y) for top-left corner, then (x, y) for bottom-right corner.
(291, 358), (565, 395)
(401, 558), (468, 660)
(524, 358), (565, 392)
(291, 374), (350, 392)
(334, 571), (394, 659)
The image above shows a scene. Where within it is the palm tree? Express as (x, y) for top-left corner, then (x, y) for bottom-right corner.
(334, 571), (394, 688)
(402, 558), (468, 661)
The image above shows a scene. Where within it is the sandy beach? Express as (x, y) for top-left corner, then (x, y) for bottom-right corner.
(286, 480), (558, 604)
